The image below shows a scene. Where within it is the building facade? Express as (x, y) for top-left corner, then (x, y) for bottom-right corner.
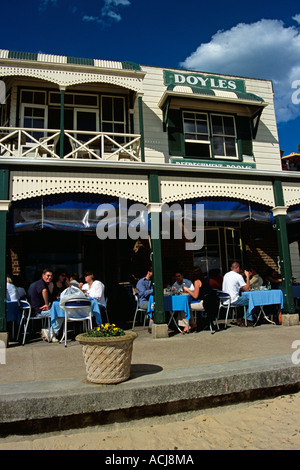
(0, 49), (300, 331)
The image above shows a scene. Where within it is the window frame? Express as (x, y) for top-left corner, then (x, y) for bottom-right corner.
(181, 109), (241, 161)
(101, 95), (126, 141)
(210, 113), (238, 160)
(20, 102), (48, 145)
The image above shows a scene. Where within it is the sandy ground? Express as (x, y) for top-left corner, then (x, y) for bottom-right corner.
(1, 392), (300, 450)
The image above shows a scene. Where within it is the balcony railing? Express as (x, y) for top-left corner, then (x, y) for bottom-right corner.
(0, 127), (141, 162)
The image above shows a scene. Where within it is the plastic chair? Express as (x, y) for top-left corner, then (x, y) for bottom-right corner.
(16, 300), (51, 345)
(217, 293), (247, 327)
(60, 299), (93, 347)
(217, 292), (231, 328)
(132, 292), (148, 331)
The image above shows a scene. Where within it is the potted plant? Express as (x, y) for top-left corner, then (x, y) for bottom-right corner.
(76, 324), (138, 384)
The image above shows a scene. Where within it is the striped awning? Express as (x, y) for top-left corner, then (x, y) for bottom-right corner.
(158, 84), (267, 114)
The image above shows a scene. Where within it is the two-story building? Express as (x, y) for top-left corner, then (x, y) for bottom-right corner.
(0, 49), (299, 335)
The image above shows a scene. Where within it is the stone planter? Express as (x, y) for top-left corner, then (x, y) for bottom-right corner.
(76, 331), (138, 384)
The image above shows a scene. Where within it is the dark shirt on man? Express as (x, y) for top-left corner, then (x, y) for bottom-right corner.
(30, 278), (51, 315)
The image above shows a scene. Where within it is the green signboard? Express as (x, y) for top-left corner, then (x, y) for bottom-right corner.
(164, 70), (246, 93)
(171, 158), (256, 169)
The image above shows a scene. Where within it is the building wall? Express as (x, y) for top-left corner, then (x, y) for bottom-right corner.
(139, 66), (281, 170)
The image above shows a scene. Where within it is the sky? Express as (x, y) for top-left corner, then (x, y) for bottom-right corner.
(1, 0), (300, 156)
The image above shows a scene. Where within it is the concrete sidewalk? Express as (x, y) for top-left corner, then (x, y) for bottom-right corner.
(1, 322), (300, 434)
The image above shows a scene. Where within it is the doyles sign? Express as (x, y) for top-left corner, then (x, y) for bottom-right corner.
(164, 70), (246, 93)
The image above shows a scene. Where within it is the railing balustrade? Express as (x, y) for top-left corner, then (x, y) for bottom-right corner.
(0, 127), (141, 162)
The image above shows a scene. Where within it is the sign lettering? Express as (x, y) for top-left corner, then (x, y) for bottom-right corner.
(164, 70), (246, 93)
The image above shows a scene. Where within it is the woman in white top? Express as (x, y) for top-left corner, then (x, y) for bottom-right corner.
(80, 271), (106, 307)
(6, 276), (20, 302)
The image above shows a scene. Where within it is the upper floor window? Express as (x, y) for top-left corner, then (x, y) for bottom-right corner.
(182, 111), (237, 159)
(101, 96), (126, 142)
(21, 90), (46, 105)
(183, 112), (210, 158)
(211, 114), (237, 159)
(49, 91), (98, 107)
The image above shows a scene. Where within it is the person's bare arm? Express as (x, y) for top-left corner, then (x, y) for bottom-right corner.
(242, 271), (251, 292)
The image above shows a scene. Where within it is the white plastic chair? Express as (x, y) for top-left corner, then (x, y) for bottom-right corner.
(35, 134), (59, 158)
(60, 299), (93, 347)
(217, 292), (247, 327)
(217, 292), (232, 329)
(132, 291), (148, 331)
(16, 300), (51, 345)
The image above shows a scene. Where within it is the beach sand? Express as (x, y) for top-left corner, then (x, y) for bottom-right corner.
(1, 392), (300, 450)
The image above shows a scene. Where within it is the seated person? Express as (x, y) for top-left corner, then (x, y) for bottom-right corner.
(173, 270), (195, 332)
(136, 267), (153, 332)
(222, 261), (252, 326)
(30, 268), (53, 316)
(249, 267), (263, 289)
(173, 270), (194, 291)
(69, 272), (80, 287)
(264, 268), (282, 289)
(79, 271), (106, 308)
(52, 270), (70, 299)
(12, 275), (28, 300)
(6, 276), (20, 302)
(183, 268), (208, 331)
(208, 269), (223, 290)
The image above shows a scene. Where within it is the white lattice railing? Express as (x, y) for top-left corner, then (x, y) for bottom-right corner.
(0, 127), (141, 161)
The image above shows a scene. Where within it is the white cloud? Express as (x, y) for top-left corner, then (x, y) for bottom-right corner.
(83, 15), (102, 23)
(38, 0), (57, 11)
(181, 18), (300, 123)
(82, 0), (130, 24)
(293, 14), (300, 25)
(101, 0), (130, 22)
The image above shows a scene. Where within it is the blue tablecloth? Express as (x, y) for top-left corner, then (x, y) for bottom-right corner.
(6, 301), (20, 324)
(147, 294), (190, 320)
(242, 290), (284, 314)
(50, 298), (102, 327)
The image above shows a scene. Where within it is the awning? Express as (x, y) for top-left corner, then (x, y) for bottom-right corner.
(281, 153), (300, 166)
(159, 84), (268, 115)
(177, 198), (273, 224)
(9, 194), (274, 233)
(9, 194), (144, 233)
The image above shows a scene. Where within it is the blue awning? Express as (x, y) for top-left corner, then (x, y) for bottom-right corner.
(9, 194), (275, 233)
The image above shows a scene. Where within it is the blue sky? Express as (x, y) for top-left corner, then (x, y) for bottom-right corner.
(1, 0), (300, 156)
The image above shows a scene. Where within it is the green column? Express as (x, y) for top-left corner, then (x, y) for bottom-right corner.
(0, 169), (9, 332)
(148, 173), (164, 323)
(273, 179), (295, 313)
(59, 87), (65, 159)
(138, 95), (145, 162)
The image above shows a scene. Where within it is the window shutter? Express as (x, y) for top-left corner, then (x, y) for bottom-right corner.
(236, 116), (253, 157)
(167, 109), (184, 156)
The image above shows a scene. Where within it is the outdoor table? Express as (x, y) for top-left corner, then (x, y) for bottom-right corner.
(242, 289), (284, 326)
(49, 298), (102, 328)
(147, 294), (190, 333)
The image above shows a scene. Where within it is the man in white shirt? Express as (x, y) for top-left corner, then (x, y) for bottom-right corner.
(81, 272), (106, 307)
(222, 261), (252, 325)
